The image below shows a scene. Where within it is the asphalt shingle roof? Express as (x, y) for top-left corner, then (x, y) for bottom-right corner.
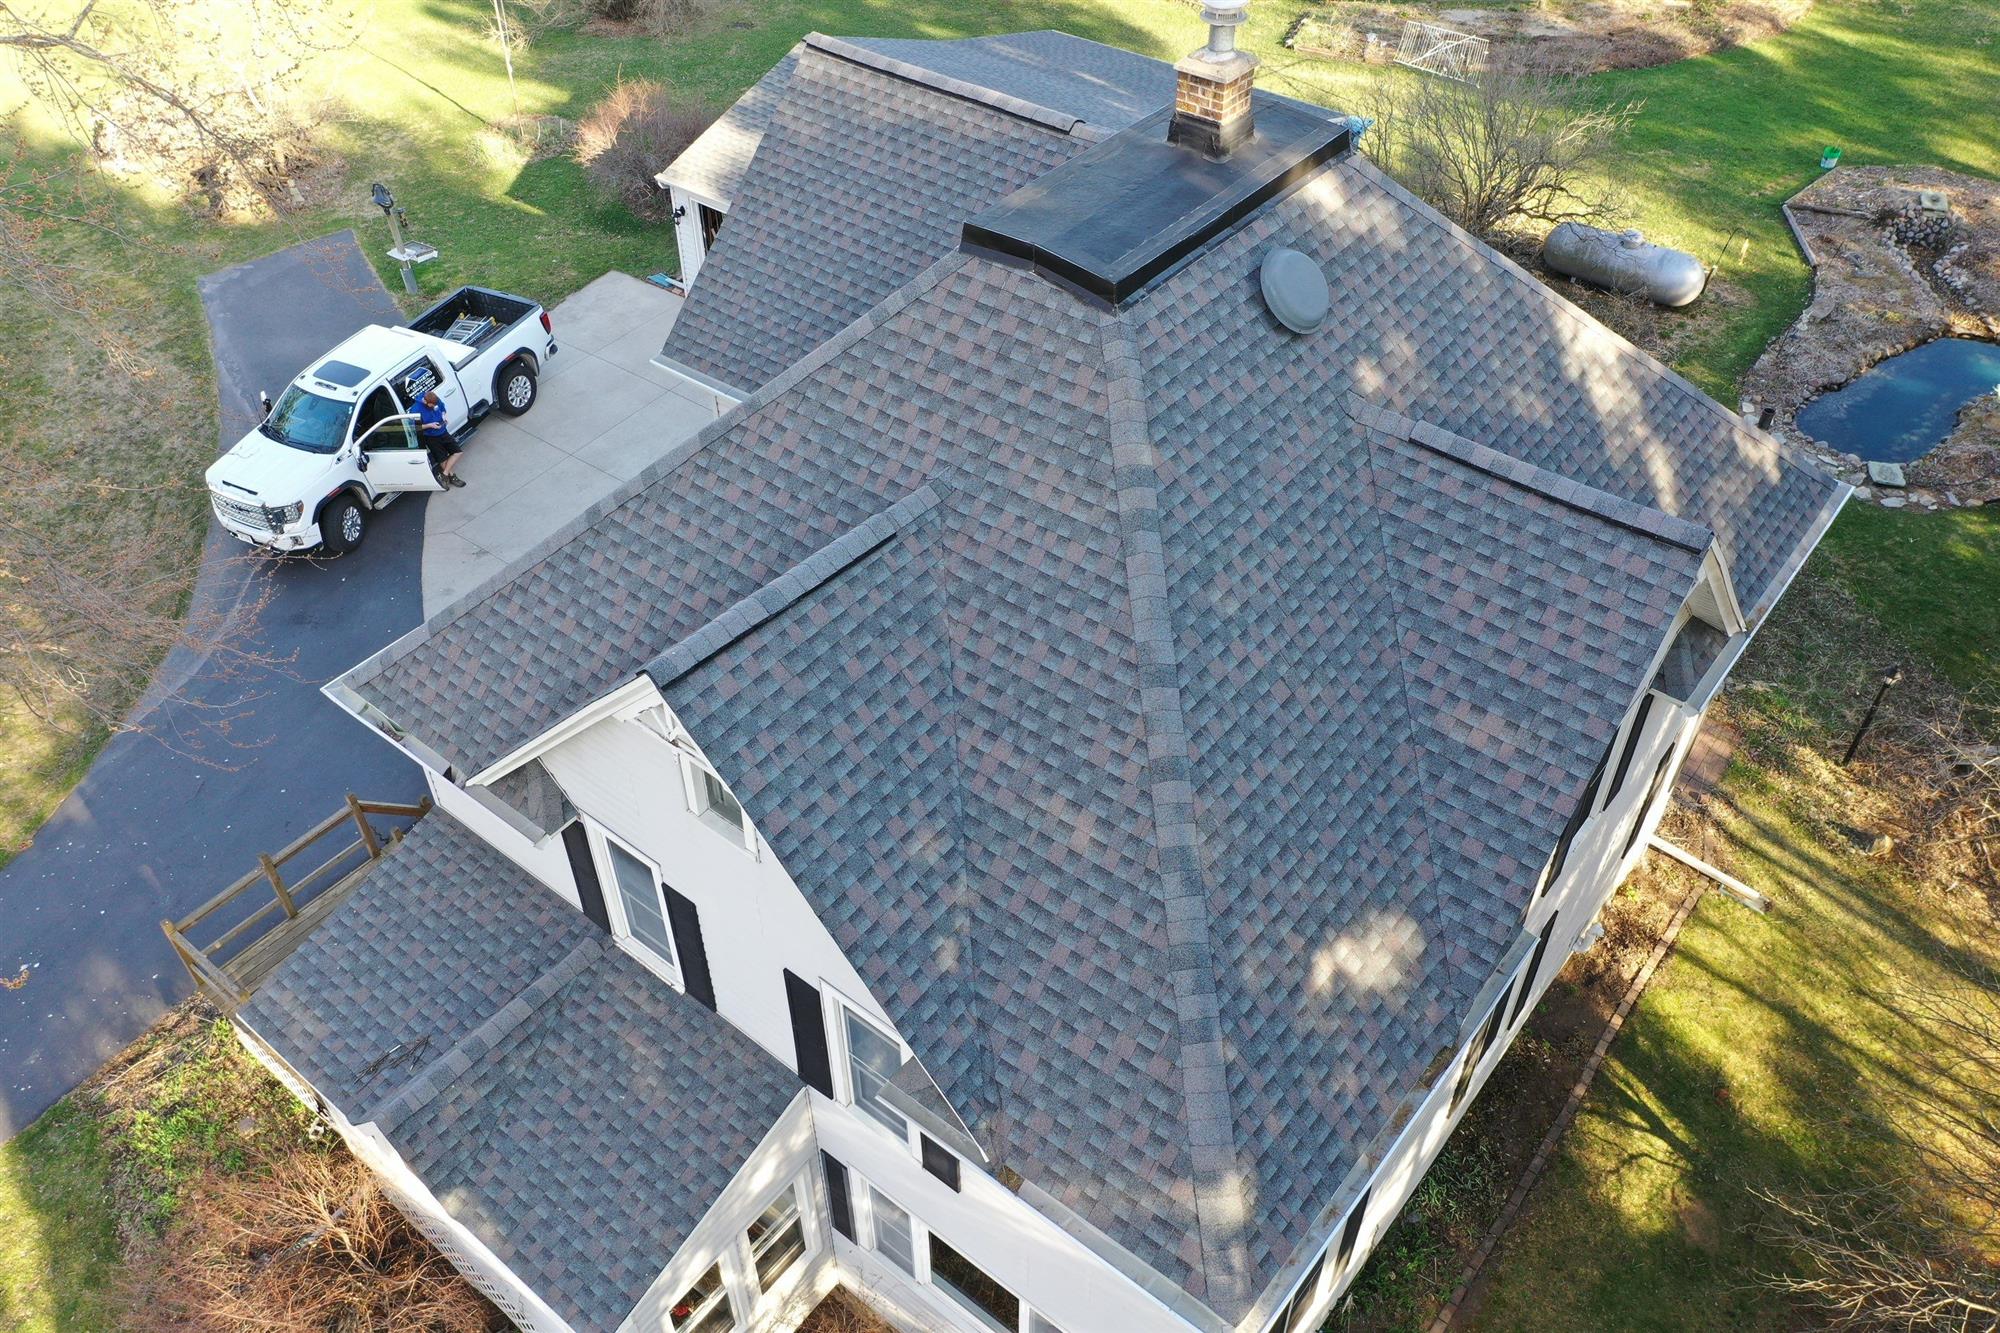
(658, 36), (1119, 393)
(657, 45), (800, 206)
(241, 812), (800, 1331)
(331, 39), (1842, 1323)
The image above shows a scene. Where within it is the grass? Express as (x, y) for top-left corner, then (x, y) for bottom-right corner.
(1815, 503), (2000, 697)
(1458, 558), (2000, 1331)
(0, 1006), (325, 1332)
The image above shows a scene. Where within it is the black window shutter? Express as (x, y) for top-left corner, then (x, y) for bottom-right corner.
(1282, 1248), (1327, 1333)
(822, 1151), (856, 1241)
(560, 823), (611, 934)
(1510, 913), (1562, 1028)
(662, 885), (715, 1010)
(1451, 995), (1509, 1115)
(783, 971), (835, 1097)
(1333, 1188), (1372, 1275)
(920, 1134), (961, 1192)
(1607, 693), (1657, 803)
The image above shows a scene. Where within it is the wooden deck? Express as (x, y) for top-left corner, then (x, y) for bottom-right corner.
(163, 794), (431, 1011)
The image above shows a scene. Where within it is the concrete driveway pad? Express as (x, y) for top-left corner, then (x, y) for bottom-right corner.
(419, 272), (721, 612)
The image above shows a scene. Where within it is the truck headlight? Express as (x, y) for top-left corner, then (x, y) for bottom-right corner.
(262, 501), (305, 530)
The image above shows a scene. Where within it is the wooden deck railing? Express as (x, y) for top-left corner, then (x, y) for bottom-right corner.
(163, 794), (431, 1010)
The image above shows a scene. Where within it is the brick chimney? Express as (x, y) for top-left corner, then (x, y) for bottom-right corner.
(1169, 1), (1258, 158)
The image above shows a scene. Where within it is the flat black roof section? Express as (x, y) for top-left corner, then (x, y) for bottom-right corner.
(961, 97), (1350, 307)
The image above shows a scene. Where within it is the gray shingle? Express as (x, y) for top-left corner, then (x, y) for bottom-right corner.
(331, 69), (1842, 1323)
(243, 811), (800, 1332)
(657, 45), (800, 205)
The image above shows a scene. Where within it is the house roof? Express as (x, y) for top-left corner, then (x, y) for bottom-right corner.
(657, 45), (800, 206)
(240, 813), (801, 1331)
(329, 37), (1841, 1325)
(657, 32), (1181, 394)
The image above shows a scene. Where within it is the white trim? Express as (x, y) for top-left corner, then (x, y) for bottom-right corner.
(677, 752), (759, 855)
(466, 675), (663, 787)
(589, 823), (685, 988)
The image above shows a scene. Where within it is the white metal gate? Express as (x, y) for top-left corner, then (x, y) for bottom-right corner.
(1393, 20), (1488, 81)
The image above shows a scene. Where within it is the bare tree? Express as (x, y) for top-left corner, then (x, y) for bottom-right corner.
(1754, 1183), (1999, 1331)
(0, 0), (354, 213)
(1367, 51), (1639, 238)
(1753, 970), (2000, 1331)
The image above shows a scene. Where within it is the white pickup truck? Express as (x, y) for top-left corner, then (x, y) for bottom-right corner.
(205, 285), (556, 554)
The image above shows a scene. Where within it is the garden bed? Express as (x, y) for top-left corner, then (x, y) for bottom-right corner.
(1746, 165), (2000, 506)
(1285, 0), (1812, 74)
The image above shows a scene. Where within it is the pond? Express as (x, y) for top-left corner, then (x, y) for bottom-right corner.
(1794, 337), (2000, 463)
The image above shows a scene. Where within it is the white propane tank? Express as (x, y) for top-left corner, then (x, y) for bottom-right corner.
(1542, 223), (1707, 308)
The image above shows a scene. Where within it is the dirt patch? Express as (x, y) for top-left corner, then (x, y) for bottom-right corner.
(1745, 165), (2000, 505)
(1907, 392), (2000, 499)
(1286, 0), (1812, 74)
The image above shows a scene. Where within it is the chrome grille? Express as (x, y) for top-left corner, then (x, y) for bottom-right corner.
(211, 491), (275, 532)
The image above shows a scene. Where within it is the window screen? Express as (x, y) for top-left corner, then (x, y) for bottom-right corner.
(929, 1235), (1020, 1333)
(747, 1187), (806, 1292)
(843, 1008), (908, 1136)
(604, 838), (675, 965)
(870, 1188), (915, 1277)
(695, 767), (747, 841)
(668, 1263), (733, 1333)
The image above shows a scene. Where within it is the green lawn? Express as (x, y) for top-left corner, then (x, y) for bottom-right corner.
(1816, 503), (2000, 697)
(1460, 550), (2000, 1330)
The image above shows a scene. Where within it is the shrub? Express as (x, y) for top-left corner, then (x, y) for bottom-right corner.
(574, 78), (710, 223)
(117, 1152), (496, 1331)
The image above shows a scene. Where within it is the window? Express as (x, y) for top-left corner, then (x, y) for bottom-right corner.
(1026, 1315), (1067, 1333)
(684, 758), (754, 851)
(840, 1004), (909, 1137)
(669, 1263), (734, 1333)
(1509, 914), (1560, 1028)
(1270, 1247), (1327, 1333)
(746, 1185), (807, 1292)
(869, 1188), (916, 1277)
(928, 1235), (1020, 1333)
(1332, 1188), (1372, 1277)
(598, 833), (679, 978)
(394, 357), (443, 403)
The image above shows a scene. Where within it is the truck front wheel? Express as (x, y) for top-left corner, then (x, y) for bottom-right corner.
(319, 494), (366, 555)
(495, 360), (538, 416)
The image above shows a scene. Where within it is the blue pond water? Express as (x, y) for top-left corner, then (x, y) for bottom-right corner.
(1795, 337), (2000, 463)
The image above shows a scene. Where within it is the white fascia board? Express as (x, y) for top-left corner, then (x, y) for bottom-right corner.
(465, 674), (663, 788)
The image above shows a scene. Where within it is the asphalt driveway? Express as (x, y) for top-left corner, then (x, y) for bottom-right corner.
(0, 232), (427, 1138)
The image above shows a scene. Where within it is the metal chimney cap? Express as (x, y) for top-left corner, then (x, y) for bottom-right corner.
(1260, 248), (1330, 334)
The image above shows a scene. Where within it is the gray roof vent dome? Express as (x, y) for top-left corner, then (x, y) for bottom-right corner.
(1259, 247), (1330, 334)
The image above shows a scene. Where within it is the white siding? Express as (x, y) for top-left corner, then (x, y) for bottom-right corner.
(539, 716), (896, 1076)
(815, 1096), (1203, 1333)
(426, 769), (580, 909)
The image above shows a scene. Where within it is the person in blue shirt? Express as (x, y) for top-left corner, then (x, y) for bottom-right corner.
(416, 389), (465, 488)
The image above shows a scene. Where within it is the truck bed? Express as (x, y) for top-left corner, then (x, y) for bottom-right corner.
(408, 286), (536, 353)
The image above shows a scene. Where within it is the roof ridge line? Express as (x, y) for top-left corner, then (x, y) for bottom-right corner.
(363, 932), (607, 1133)
(1096, 315), (1250, 1314)
(332, 249), (976, 728)
(805, 32), (1088, 136)
(645, 484), (944, 688)
(1344, 395), (1714, 552)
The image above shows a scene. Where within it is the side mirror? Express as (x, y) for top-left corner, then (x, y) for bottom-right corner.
(259, 390), (272, 419)
(356, 451), (369, 472)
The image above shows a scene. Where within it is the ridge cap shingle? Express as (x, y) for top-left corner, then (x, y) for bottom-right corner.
(806, 32), (1089, 136)
(645, 484), (944, 688)
(1098, 314), (1251, 1312)
(1346, 395), (1715, 552)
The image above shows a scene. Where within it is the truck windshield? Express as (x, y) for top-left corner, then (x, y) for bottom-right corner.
(260, 385), (351, 454)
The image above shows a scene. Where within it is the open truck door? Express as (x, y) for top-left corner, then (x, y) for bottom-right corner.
(356, 415), (445, 494)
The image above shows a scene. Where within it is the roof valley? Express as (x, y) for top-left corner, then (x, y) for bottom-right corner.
(1097, 315), (1252, 1312)
(1347, 403), (1475, 1020)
